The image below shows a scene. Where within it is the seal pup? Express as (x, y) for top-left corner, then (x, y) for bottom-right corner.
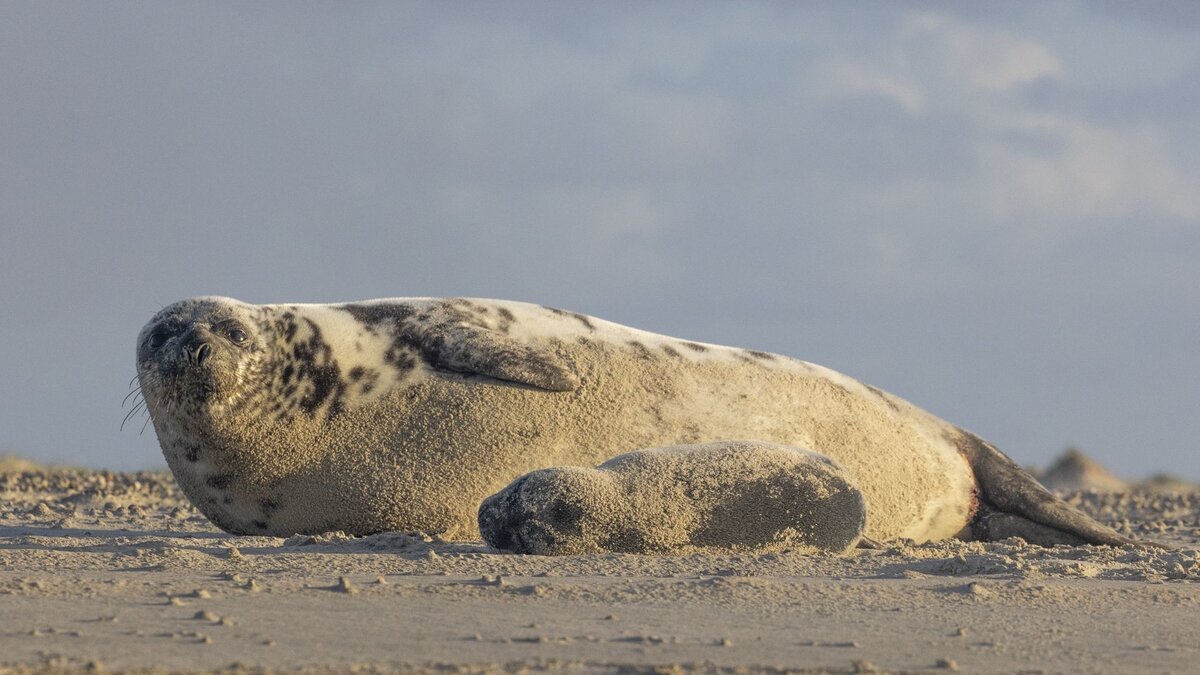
(135, 296), (1135, 547)
(478, 441), (867, 555)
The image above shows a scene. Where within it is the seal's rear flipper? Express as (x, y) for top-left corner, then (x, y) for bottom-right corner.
(953, 430), (1138, 547)
(969, 503), (1090, 546)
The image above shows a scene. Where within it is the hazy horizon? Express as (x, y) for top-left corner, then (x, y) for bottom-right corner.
(1, 2), (1198, 480)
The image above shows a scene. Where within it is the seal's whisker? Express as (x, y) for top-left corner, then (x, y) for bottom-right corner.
(128, 374), (140, 389)
(122, 387), (143, 408)
(121, 404), (144, 431)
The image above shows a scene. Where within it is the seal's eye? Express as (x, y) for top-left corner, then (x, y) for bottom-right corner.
(227, 327), (248, 343)
(147, 331), (168, 350)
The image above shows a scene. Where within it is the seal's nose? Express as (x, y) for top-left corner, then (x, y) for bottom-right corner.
(180, 328), (214, 366)
(190, 342), (212, 365)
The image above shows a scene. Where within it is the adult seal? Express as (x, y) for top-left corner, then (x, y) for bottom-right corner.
(135, 296), (1136, 548)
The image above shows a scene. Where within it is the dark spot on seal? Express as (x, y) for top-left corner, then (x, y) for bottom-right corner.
(349, 366), (366, 381)
(305, 375), (342, 415)
(183, 445), (200, 463)
(280, 364), (294, 384)
(384, 349), (416, 373)
(222, 496), (233, 505)
(648, 404), (666, 425)
(661, 344), (682, 359)
(745, 350), (776, 361)
(342, 303), (417, 325)
(626, 340), (655, 360)
(542, 305), (594, 330)
(206, 473), (233, 490)
(865, 384), (901, 412)
(826, 382), (856, 405)
(253, 520), (269, 530)
(682, 342), (708, 352)
(293, 318), (346, 417)
(498, 308), (515, 322)
(274, 311), (299, 340)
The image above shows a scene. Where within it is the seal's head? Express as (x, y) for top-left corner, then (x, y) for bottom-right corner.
(136, 297), (269, 418)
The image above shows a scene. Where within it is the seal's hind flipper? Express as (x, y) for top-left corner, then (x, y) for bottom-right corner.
(970, 503), (1090, 546)
(953, 430), (1137, 547)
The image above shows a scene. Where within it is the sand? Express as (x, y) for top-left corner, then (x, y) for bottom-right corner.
(1, 466), (1198, 674)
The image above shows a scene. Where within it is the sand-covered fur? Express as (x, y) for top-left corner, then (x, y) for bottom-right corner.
(479, 442), (867, 555)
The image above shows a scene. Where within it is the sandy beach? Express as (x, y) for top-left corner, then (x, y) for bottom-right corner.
(1, 464), (1197, 674)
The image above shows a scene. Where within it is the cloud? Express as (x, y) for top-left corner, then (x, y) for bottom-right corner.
(802, 9), (1199, 260)
(899, 13), (1064, 93)
(817, 60), (927, 114)
(977, 118), (1200, 226)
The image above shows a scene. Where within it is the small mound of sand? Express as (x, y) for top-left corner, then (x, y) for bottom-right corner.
(1137, 473), (1199, 493)
(1039, 448), (1128, 492)
(0, 454), (45, 473)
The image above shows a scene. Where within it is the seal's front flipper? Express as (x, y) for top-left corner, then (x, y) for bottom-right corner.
(430, 326), (579, 392)
(953, 430), (1137, 547)
(344, 299), (579, 392)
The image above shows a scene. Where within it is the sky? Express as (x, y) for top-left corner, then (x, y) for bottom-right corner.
(1, 2), (1198, 480)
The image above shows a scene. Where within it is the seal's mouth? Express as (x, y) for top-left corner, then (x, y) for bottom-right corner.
(142, 358), (229, 407)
